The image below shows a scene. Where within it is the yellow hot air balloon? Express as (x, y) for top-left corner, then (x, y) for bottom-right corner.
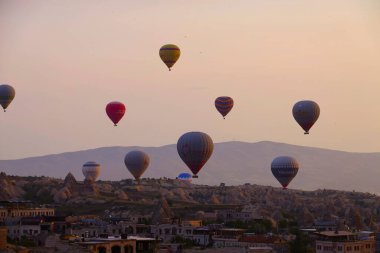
(159, 44), (180, 71)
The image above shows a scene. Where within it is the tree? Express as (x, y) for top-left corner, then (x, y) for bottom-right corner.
(289, 229), (312, 253)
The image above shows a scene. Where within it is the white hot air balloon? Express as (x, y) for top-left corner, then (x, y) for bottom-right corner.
(82, 161), (101, 182)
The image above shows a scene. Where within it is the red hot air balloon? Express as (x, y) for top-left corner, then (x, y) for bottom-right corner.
(106, 101), (126, 126)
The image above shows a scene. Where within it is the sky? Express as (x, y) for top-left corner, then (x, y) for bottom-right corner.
(0, 0), (379, 159)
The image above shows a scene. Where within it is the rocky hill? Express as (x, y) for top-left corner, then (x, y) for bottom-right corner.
(0, 141), (380, 194)
(1, 173), (379, 229)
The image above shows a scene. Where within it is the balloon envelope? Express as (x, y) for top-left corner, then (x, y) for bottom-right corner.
(82, 161), (101, 182)
(106, 101), (126, 126)
(177, 172), (192, 182)
(124, 150), (150, 180)
(159, 44), (181, 71)
(292, 100), (320, 134)
(0, 84), (15, 112)
(177, 132), (214, 177)
(215, 96), (234, 118)
(271, 156), (299, 189)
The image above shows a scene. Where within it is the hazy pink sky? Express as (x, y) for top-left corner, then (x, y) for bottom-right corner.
(0, 0), (379, 159)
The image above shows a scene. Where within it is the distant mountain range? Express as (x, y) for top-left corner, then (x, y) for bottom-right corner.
(0, 141), (379, 194)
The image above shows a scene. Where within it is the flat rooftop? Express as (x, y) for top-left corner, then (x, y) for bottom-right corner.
(78, 236), (156, 245)
(316, 231), (354, 237)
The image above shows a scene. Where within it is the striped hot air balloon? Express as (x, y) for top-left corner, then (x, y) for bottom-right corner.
(82, 161), (101, 182)
(0, 84), (15, 112)
(177, 132), (214, 178)
(271, 156), (299, 189)
(292, 100), (320, 134)
(215, 96), (234, 119)
(159, 44), (181, 71)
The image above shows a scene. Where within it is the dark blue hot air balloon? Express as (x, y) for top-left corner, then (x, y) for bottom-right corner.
(271, 156), (299, 189)
(292, 100), (320, 134)
(0, 84), (15, 112)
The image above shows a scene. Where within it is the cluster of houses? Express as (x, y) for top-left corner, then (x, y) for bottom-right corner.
(0, 201), (379, 253)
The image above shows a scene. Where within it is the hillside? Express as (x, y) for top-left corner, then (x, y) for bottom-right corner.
(0, 174), (379, 230)
(0, 141), (379, 193)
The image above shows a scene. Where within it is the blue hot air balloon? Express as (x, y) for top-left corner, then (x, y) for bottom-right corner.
(176, 172), (192, 182)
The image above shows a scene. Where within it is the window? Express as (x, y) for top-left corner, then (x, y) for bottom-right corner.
(337, 246), (342, 251)
(111, 245), (121, 253)
(98, 247), (106, 253)
(124, 246), (133, 253)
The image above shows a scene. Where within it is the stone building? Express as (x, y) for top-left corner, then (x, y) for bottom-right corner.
(315, 231), (375, 253)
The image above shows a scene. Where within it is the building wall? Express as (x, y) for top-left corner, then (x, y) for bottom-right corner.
(375, 233), (380, 253)
(70, 223), (150, 239)
(217, 210), (255, 222)
(0, 227), (7, 250)
(0, 207), (55, 221)
(0, 210), (7, 220)
(316, 240), (375, 253)
(86, 241), (135, 253)
(7, 224), (41, 239)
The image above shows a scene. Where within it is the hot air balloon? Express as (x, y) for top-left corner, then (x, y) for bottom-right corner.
(124, 150), (150, 181)
(176, 172), (192, 182)
(82, 161), (101, 182)
(271, 156), (299, 189)
(292, 100), (320, 134)
(0, 84), (15, 112)
(106, 101), (126, 126)
(177, 132), (214, 178)
(215, 96), (234, 119)
(159, 44), (180, 71)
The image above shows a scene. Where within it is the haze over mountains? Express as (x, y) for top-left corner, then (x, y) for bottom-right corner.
(0, 141), (379, 194)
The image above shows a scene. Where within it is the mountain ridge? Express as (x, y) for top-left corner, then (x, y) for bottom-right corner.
(3, 141), (378, 161)
(1, 141), (379, 194)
